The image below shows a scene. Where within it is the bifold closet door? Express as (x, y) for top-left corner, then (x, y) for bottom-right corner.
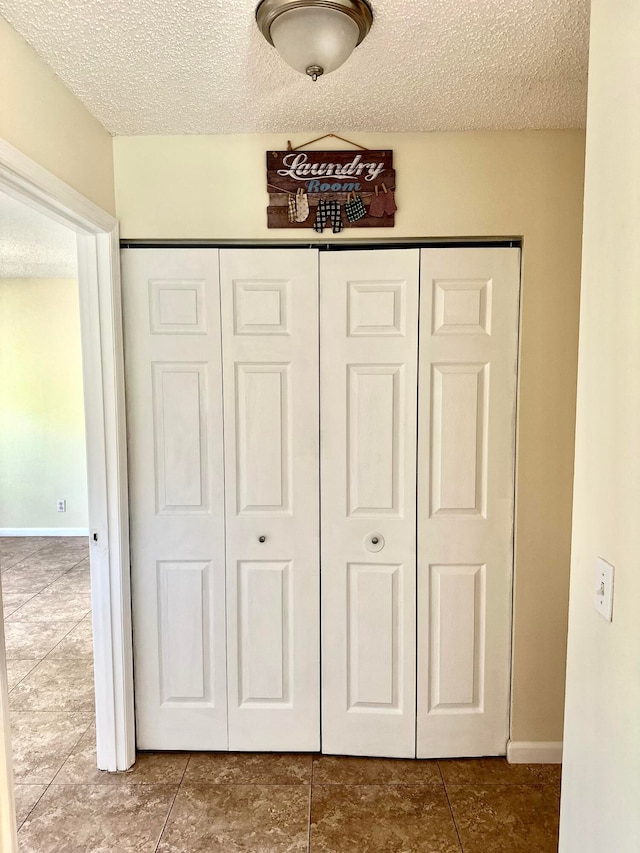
(417, 247), (520, 757)
(219, 249), (320, 751)
(122, 249), (228, 750)
(320, 249), (420, 758)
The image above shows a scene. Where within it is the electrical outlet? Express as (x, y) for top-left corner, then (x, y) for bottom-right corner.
(594, 557), (614, 622)
(57, 499), (66, 512)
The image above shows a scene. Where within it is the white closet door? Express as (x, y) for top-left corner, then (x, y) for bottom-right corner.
(417, 247), (520, 758)
(320, 249), (420, 758)
(122, 249), (227, 750)
(219, 249), (320, 751)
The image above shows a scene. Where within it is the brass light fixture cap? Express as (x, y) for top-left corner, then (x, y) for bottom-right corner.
(256, 0), (374, 47)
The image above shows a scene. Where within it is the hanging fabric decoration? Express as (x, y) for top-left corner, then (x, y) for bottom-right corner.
(294, 187), (310, 223)
(314, 199), (344, 234)
(368, 185), (386, 218)
(344, 192), (367, 223)
(383, 183), (398, 216)
(288, 193), (297, 223)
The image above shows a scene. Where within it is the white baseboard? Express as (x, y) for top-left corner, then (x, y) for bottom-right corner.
(0, 528), (89, 537)
(507, 740), (563, 764)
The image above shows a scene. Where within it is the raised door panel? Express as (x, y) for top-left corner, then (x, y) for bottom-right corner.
(320, 249), (419, 759)
(152, 364), (209, 512)
(220, 249), (319, 752)
(235, 364), (290, 514)
(431, 363), (488, 517)
(122, 249), (227, 750)
(347, 563), (402, 711)
(238, 561), (292, 705)
(348, 366), (403, 516)
(417, 248), (520, 758)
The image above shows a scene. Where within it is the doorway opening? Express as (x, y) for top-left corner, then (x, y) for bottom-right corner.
(0, 192), (95, 828)
(0, 141), (134, 853)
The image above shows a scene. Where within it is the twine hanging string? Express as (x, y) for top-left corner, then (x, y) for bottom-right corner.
(286, 132), (370, 151)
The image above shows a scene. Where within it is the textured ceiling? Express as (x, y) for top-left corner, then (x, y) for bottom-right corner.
(0, 195), (77, 279)
(0, 0), (590, 135)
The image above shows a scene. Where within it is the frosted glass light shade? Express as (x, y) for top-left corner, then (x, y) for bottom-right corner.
(270, 7), (360, 77)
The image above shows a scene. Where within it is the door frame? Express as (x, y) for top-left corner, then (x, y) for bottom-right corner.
(0, 139), (135, 849)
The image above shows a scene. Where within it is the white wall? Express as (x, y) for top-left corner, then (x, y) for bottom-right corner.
(0, 279), (88, 533)
(559, 1), (640, 850)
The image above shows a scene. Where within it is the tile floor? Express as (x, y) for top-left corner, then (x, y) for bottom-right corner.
(1, 537), (561, 852)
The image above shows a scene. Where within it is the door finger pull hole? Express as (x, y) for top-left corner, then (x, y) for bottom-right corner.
(364, 532), (385, 553)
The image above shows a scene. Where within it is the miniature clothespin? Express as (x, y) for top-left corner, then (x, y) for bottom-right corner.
(286, 140), (293, 151)
(382, 183), (388, 193)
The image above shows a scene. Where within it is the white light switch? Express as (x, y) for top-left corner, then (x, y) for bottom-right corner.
(594, 557), (614, 622)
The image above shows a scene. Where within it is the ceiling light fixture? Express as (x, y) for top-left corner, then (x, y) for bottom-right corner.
(256, 0), (374, 82)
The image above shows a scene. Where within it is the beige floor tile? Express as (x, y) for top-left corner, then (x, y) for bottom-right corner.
(18, 783), (178, 853)
(0, 538), (52, 571)
(6, 591), (92, 622)
(310, 784), (461, 852)
(11, 711), (92, 784)
(56, 726), (189, 785)
(6, 658), (39, 691)
(2, 592), (36, 619)
(184, 752), (313, 785)
(447, 783), (561, 853)
(313, 754), (442, 785)
(157, 783), (310, 852)
(34, 541), (89, 565)
(4, 620), (77, 659)
(9, 657), (94, 712)
(46, 617), (93, 658)
(40, 536), (89, 553)
(0, 565), (71, 594)
(13, 783), (47, 827)
(45, 561), (91, 594)
(10, 551), (86, 573)
(439, 757), (561, 786)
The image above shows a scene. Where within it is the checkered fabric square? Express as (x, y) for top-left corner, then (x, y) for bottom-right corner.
(345, 194), (367, 223)
(314, 200), (343, 234)
(288, 194), (297, 223)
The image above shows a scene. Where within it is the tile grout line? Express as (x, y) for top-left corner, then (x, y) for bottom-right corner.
(16, 781), (50, 833)
(42, 614), (92, 661)
(151, 751), (191, 852)
(49, 717), (96, 785)
(5, 659), (40, 696)
(154, 786), (183, 852)
(437, 761), (465, 853)
(2, 591), (39, 619)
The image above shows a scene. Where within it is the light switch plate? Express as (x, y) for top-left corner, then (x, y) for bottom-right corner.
(594, 557), (614, 622)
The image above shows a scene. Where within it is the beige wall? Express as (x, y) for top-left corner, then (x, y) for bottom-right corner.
(114, 128), (585, 744)
(560, 2), (640, 850)
(0, 17), (115, 214)
(0, 279), (88, 532)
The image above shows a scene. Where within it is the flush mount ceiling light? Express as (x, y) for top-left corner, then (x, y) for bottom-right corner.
(256, 0), (374, 82)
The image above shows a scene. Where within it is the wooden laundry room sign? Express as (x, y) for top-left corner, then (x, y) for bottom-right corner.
(266, 149), (396, 230)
